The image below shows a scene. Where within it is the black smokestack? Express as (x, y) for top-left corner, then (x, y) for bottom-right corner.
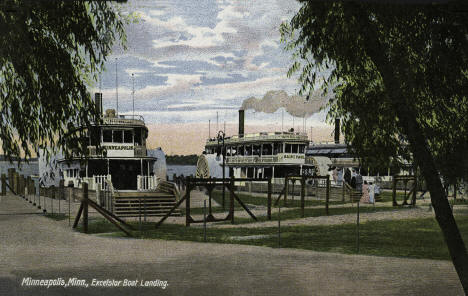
(334, 118), (340, 144)
(239, 109), (245, 137)
(94, 93), (103, 116)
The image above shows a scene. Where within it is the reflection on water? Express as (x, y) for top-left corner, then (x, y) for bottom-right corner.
(167, 165), (196, 180)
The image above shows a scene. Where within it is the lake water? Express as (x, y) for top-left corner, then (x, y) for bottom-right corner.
(166, 165), (197, 180)
(0, 161), (195, 183)
(0, 161), (39, 177)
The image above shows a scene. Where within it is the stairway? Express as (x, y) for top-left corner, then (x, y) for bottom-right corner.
(113, 181), (181, 217)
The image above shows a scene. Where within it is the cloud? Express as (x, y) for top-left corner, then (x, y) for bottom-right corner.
(241, 90), (330, 118)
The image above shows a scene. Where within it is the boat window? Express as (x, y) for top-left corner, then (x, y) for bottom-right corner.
(124, 130), (133, 143)
(134, 128), (142, 145)
(253, 145), (261, 156)
(238, 146), (244, 156)
(245, 146), (252, 156)
(299, 145), (305, 153)
(113, 130), (123, 143)
(292, 144), (298, 153)
(103, 129), (112, 142)
(285, 144), (292, 153)
(273, 143), (283, 154)
(262, 144), (272, 155)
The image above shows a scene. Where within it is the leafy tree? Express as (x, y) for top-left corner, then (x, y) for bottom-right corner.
(281, 1), (468, 291)
(0, 1), (127, 162)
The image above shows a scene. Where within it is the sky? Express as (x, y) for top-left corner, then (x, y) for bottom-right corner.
(95, 0), (335, 154)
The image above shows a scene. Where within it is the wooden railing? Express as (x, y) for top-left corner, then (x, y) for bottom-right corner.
(137, 175), (158, 191)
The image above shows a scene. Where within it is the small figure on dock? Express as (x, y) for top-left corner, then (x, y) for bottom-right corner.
(337, 168), (343, 186)
(368, 182), (375, 204)
(360, 181), (370, 203)
(355, 171), (363, 193)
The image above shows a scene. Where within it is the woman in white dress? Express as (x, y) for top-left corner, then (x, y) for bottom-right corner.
(368, 182), (375, 204)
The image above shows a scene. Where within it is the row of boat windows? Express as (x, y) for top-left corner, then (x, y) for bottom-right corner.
(65, 169), (80, 178)
(102, 129), (135, 144)
(205, 143), (306, 156)
(88, 127), (146, 146)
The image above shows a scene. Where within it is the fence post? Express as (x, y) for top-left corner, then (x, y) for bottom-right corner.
(301, 176), (305, 218)
(356, 201), (360, 253)
(13, 173), (17, 195)
(68, 182), (73, 226)
(230, 176), (235, 224)
(83, 183), (88, 233)
(284, 176), (288, 206)
(1, 174), (5, 196)
(42, 187), (47, 213)
(22, 175), (26, 198)
(342, 182), (345, 202)
(51, 186), (55, 214)
(38, 186), (42, 209)
(186, 183), (191, 227)
(15, 173), (20, 196)
(7, 168), (15, 193)
(20, 176), (25, 199)
(26, 176), (31, 202)
(203, 200), (207, 242)
(267, 178), (272, 220)
(392, 176), (397, 206)
(326, 178), (330, 215)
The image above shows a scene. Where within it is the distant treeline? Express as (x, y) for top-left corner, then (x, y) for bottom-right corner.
(166, 154), (199, 165)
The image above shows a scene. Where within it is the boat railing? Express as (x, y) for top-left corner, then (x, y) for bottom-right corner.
(93, 174), (112, 191)
(206, 132), (308, 145)
(101, 115), (145, 126)
(86, 145), (146, 157)
(226, 155), (279, 164)
(226, 153), (305, 164)
(137, 175), (158, 191)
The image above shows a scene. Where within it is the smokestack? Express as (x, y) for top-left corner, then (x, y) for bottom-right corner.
(94, 93), (103, 116)
(238, 109), (245, 137)
(334, 118), (340, 144)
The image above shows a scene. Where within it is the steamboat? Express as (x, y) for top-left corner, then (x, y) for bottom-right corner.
(40, 93), (165, 191)
(196, 109), (332, 181)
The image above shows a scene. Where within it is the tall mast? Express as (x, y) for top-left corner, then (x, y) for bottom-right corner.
(115, 58), (119, 116)
(132, 73), (135, 118)
(281, 109), (284, 132)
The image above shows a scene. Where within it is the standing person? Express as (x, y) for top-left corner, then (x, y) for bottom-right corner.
(355, 170), (363, 193)
(374, 182), (381, 200)
(351, 169), (357, 189)
(328, 167), (334, 184)
(344, 168), (351, 185)
(360, 181), (370, 203)
(337, 168), (343, 186)
(332, 167), (338, 184)
(368, 182), (376, 204)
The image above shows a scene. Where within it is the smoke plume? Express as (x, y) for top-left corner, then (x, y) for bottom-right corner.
(241, 90), (329, 118)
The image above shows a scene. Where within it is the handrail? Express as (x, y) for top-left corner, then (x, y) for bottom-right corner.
(206, 132), (308, 145)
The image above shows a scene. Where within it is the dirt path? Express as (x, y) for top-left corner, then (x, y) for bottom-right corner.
(0, 193), (463, 295)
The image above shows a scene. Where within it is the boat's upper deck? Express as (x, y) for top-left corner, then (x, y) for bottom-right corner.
(205, 131), (308, 147)
(96, 114), (146, 127)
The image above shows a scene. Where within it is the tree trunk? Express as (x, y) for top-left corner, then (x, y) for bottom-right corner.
(359, 12), (468, 290)
(395, 105), (468, 294)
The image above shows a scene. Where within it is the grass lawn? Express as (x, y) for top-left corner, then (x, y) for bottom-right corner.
(209, 190), (347, 208)
(77, 213), (468, 261)
(190, 190), (406, 216)
(45, 213), (68, 221)
(228, 205), (410, 224)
